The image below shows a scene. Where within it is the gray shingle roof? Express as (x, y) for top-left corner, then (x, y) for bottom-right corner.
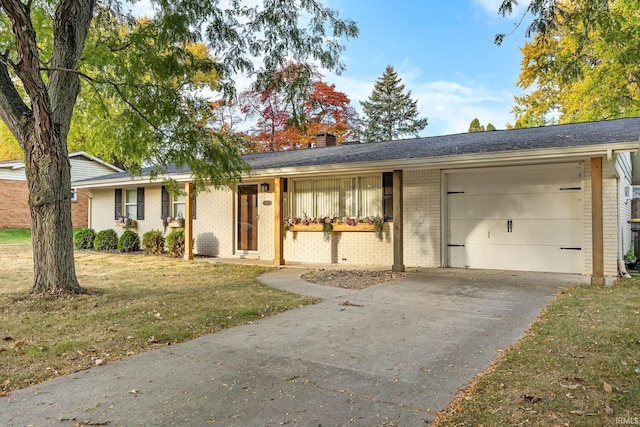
(246, 117), (640, 170)
(75, 117), (640, 184)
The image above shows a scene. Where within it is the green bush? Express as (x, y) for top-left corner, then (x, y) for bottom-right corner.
(166, 230), (185, 258)
(118, 229), (140, 253)
(94, 229), (118, 251)
(73, 228), (96, 250)
(142, 230), (165, 255)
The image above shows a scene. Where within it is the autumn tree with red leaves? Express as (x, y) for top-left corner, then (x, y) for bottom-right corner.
(240, 64), (359, 152)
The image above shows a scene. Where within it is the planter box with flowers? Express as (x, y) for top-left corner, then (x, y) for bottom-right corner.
(115, 218), (137, 228)
(289, 223), (324, 232)
(163, 216), (185, 233)
(285, 216), (384, 240)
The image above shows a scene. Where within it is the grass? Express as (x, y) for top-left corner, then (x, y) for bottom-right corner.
(433, 278), (640, 426)
(0, 236), (316, 395)
(0, 228), (31, 244)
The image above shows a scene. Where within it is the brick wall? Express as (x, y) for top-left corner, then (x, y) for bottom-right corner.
(0, 179), (88, 229)
(403, 169), (441, 268)
(0, 180), (30, 229)
(583, 158), (620, 278)
(283, 223), (393, 265)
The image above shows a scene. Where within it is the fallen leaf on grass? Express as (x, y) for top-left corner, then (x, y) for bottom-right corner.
(522, 394), (542, 403)
(605, 403), (614, 415)
(560, 383), (579, 390)
(603, 382), (613, 393)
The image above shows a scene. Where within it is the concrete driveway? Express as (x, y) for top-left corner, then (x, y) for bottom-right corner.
(0, 268), (586, 426)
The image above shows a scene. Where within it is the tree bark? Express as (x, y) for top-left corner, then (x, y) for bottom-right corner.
(0, 0), (96, 294)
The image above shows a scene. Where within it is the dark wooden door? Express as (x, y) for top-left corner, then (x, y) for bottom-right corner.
(237, 185), (258, 251)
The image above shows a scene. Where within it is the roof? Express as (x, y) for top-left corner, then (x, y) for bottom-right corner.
(74, 117), (640, 187)
(0, 151), (123, 172)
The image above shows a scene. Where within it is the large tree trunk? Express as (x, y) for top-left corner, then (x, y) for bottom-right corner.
(0, 0), (96, 295)
(25, 132), (82, 294)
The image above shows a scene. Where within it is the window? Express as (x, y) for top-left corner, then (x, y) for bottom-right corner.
(161, 186), (196, 220)
(114, 188), (144, 220)
(290, 175), (382, 218)
(71, 188), (78, 202)
(125, 189), (138, 219)
(172, 193), (186, 218)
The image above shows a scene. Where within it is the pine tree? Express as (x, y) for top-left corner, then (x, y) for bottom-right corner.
(360, 65), (428, 142)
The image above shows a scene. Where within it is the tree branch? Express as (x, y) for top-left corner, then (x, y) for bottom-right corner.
(0, 54), (32, 146)
(49, 0), (96, 137)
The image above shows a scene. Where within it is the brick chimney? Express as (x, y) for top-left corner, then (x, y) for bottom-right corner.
(315, 133), (337, 148)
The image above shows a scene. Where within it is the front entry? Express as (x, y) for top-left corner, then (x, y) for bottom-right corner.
(237, 185), (258, 252)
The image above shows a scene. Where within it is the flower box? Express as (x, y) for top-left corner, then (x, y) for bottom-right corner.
(167, 220), (184, 228)
(115, 220), (137, 228)
(289, 223), (324, 232)
(332, 223), (375, 232)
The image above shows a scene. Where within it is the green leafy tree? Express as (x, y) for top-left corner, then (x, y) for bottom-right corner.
(497, 1), (640, 125)
(468, 118), (497, 132)
(509, 1), (640, 126)
(469, 118), (485, 132)
(0, 0), (357, 295)
(360, 65), (428, 142)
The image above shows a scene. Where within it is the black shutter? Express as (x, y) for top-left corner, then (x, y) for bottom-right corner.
(161, 186), (170, 219)
(382, 172), (393, 220)
(114, 189), (122, 220)
(137, 187), (145, 220)
(192, 196), (197, 219)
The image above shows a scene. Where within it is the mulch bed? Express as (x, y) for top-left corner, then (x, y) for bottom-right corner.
(300, 269), (406, 290)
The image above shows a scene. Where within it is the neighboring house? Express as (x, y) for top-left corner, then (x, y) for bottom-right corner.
(73, 118), (640, 284)
(0, 152), (122, 229)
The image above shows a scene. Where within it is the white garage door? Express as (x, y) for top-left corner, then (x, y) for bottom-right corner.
(447, 164), (583, 273)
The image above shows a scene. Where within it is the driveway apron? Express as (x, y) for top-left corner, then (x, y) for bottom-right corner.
(0, 268), (583, 426)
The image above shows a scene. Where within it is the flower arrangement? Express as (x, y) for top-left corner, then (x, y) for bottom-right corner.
(284, 215), (384, 240)
(117, 216), (134, 229)
(163, 215), (185, 233)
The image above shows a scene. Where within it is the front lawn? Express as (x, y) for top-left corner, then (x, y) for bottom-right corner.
(0, 239), (315, 395)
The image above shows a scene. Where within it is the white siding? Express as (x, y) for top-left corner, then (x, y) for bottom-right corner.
(69, 157), (118, 181)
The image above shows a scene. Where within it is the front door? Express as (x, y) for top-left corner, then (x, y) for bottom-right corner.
(237, 185), (258, 251)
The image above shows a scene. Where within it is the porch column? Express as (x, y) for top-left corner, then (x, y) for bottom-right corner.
(274, 177), (285, 266)
(591, 157), (604, 285)
(392, 169), (405, 272)
(184, 182), (194, 260)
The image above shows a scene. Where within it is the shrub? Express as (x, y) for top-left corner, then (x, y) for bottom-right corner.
(118, 229), (140, 253)
(142, 230), (165, 255)
(73, 228), (96, 250)
(166, 230), (185, 258)
(94, 229), (118, 251)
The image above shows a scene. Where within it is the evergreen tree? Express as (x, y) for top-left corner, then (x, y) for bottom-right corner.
(360, 65), (427, 142)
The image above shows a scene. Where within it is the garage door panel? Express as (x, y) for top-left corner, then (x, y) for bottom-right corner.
(448, 244), (582, 273)
(448, 193), (581, 219)
(449, 218), (582, 246)
(448, 167), (581, 195)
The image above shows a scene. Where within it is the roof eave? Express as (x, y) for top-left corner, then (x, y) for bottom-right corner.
(75, 141), (639, 187)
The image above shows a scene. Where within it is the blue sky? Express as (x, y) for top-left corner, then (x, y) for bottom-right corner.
(323, 0), (532, 136)
(130, 0), (531, 137)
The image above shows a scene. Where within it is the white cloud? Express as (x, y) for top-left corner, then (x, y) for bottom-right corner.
(326, 69), (516, 137)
